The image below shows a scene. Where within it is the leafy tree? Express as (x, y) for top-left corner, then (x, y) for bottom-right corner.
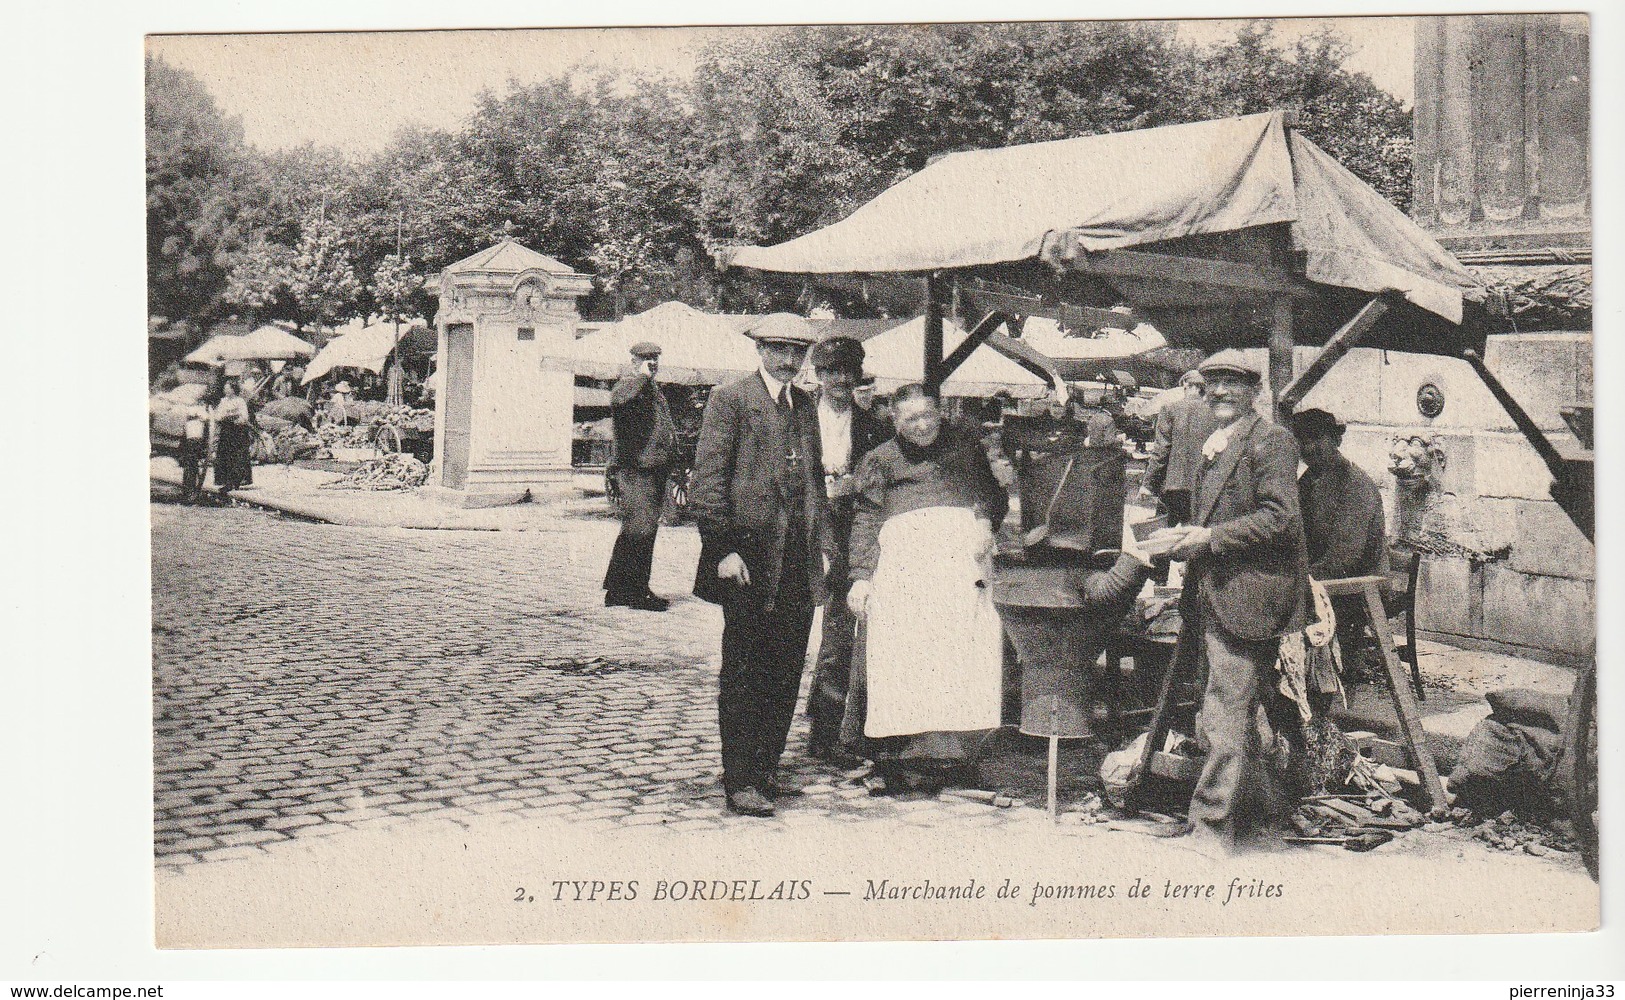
(370, 253), (421, 326)
(145, 56), (246, 325)
(285, 214), (363, 337)
(151, 20), (1416, 331)
(349, 125), (510, 292)
(221, 239), (294, 323)
(1173, 21), (1413, 209)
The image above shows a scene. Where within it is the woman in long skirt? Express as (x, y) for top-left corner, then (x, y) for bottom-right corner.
(845, 384), (1009, 795)
(212, 376), (253, 495)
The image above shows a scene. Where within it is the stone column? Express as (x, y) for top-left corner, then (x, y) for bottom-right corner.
(423, 239), (593, 507)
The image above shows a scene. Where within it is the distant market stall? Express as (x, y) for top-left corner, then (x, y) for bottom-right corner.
(185, 324), (316, 365)
(301, 319), (436, 384)
(570, 301), (759, 385)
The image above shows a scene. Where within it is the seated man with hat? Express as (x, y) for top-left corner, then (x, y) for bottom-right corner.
(689, 314), (835, 817)
(1290, 406), (1388, 681)
(1148, 348), (1311, 851)
(603, 340), (677, 611)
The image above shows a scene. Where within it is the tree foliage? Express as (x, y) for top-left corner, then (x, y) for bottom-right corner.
(145, 56), (246, 323)
(148, 22), (1414, 331)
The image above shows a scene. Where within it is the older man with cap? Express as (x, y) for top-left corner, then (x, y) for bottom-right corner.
(603, 340), (677, 611)
(689, 313), (834, 817)
(1140, 369), (1213, 525)
(804, 336), (891, 764)
(1148, 349), (1310, 851)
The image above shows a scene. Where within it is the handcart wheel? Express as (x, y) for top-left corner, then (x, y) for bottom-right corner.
(1562, 657), (1598, 880)
(375, 424), (404, 455)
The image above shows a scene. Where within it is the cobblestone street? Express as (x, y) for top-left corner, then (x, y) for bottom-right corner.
(150, 496), (1593, 909)
(152, 500), (1080, 870)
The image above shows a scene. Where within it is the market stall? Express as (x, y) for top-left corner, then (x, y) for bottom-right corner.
(185, 324), (316, 366)
(720, 110), (1498, 826)
(571, 301), (759, 385)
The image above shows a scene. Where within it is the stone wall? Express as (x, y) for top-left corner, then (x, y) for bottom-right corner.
(1233, 333), (1593, 664)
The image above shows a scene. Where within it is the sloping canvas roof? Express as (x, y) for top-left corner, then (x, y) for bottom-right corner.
(571, 301), (760, 385)
(301, 320), (432, 383)
(725, 112), (1483, 329)
(185, 325), (315, 365)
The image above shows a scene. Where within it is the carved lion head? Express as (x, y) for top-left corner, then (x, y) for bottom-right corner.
(1388, 434), (1446, 487)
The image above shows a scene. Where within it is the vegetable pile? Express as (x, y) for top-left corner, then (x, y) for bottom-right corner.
(318, 453), (431, 491)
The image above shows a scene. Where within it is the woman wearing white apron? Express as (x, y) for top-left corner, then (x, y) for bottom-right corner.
(846, 385), (1009, 795)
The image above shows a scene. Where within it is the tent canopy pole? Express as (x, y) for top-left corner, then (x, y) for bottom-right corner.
(924, 274), (946, 397)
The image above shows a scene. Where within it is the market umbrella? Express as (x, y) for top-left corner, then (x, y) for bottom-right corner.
(302, 319), (428, 384)
(186, 325), (316, 365)
(570, 301), (760, 385)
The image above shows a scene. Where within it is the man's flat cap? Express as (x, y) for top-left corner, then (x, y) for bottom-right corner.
(1198, 348), (1263, 381)
(810, 336), (866, 372)
(629, 341), (662, 359)
(745, 313), (817, 346)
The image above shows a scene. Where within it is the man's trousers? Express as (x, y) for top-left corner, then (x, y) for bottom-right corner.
(717, 527), (815, 796)
(806, 578), (855, 755)
(603, 466), (669, 598)
(1189, 608), (1289, 846)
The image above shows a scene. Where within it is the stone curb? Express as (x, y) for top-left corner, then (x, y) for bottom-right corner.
(150, 467), (589, 531)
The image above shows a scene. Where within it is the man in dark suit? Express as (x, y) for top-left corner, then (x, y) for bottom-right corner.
(689, 314), (833, 817)
(603, 341), (677, 611)
(803, 337), (891, 764)
(1140, 369), (1213, 525)
(1153, 349), (1310, 851)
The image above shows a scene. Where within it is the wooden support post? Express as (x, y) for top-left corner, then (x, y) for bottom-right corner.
(1277, 296), (1391, 413)
(1268, 295), (1295, 421)
(924, 274), (945, 398)
(1361, 583), (1450, 814)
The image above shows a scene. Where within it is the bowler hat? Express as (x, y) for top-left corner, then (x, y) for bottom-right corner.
(745, 313), (817, 347)
(629, 341), (662, 359)
(810, 336), (865, 373)
(1197, 349), (1262, 382)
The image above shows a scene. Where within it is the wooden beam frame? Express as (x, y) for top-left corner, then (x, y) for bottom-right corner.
(937, 310), (1008, 380)
(1052, 246), (1318, 300)
(1268, 295), (1295, 420)
(963, 287), (1144, 333)
(983, 332), (1069, 402)
(1277, 296), (1391, 412)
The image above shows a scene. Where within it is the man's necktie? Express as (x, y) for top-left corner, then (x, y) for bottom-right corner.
(777, 384), (790, 411)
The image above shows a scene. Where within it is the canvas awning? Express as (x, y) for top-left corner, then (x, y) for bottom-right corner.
(570, 301), (761, 385)
(186, 325), (316, 365)
(722, 112), (1486, 356)
(302, 319), (431, 384)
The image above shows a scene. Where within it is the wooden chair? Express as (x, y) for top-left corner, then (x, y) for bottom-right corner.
(1380, 546), (1425, 701)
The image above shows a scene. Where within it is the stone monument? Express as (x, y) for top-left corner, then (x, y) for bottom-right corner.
(423, 238), (593, 506)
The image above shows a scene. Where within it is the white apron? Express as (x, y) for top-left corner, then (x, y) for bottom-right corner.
(864, 506), (1004, 737)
